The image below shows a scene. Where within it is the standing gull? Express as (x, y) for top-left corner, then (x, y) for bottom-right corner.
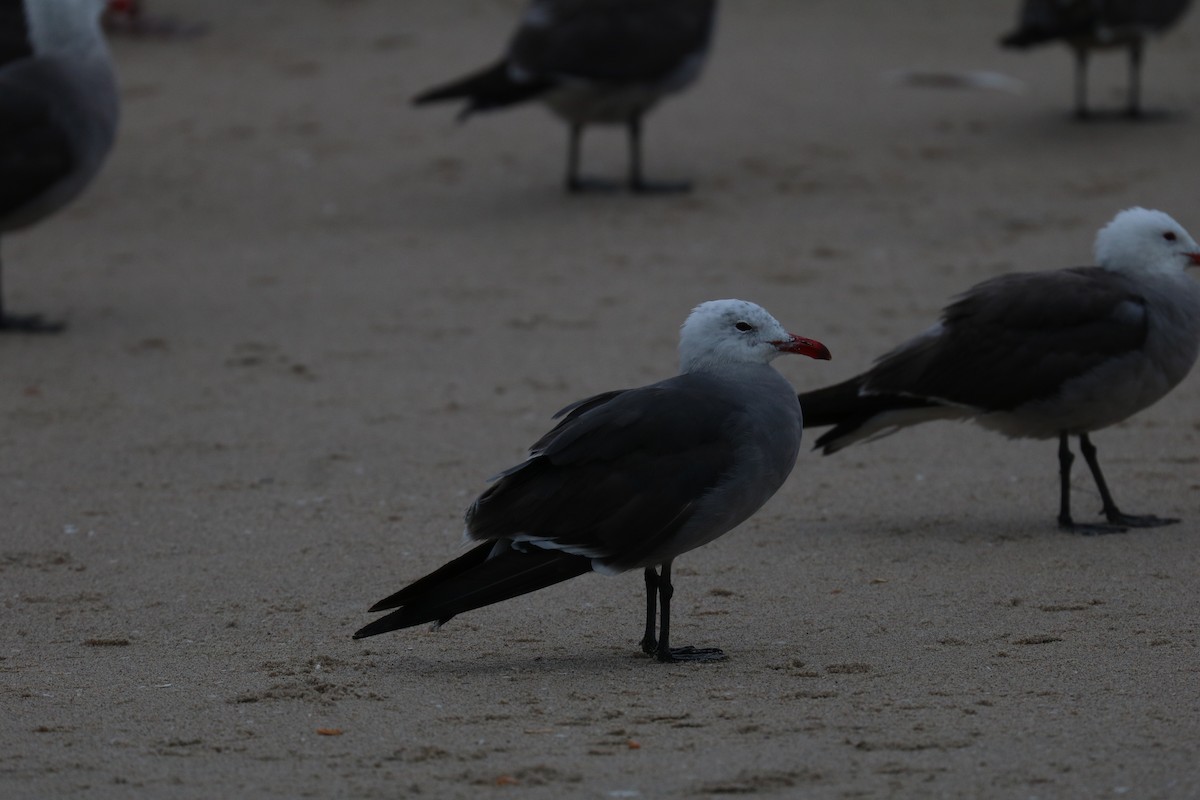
(412, 0), (717, 193)
(798, 208), (1200, 533)
(1000, 0), (1192, 118)
(0, 0), (119, 331)
(354, 300), (830, 662)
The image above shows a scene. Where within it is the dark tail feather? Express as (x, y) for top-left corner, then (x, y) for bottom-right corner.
(353, 544), (592, 639)
(799, 377), (935, 455)
(366, 541), (495, 612)
(798, 376), (869, 429)
(413, 61), (551, 115)
(799, 377), (873, 455)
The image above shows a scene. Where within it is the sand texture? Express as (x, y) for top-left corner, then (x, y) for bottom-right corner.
(3, 1), (1200, 797)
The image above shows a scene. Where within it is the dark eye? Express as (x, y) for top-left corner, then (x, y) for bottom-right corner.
(735, 321), (753, 332)
(1164, 231), (1178, 241)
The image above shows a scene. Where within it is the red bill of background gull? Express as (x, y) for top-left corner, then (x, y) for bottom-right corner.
(0, 0), (118, 332)
(354, 299), (830, 663)
(101, 0), (207, 39)
(1000, 0), (1192, 118)
(411, 0), (717, 193)
(798, 207), (1200, 534)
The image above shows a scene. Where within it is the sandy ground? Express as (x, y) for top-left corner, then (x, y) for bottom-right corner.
(3, 1), (1200, 797)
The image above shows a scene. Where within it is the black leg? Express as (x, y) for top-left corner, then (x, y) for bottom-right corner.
(1059, 433), (1127, 534)
(1079, 433), (1178, 529)
(1057, 432), (1075, 529)
(627, 115), (645, 190)
(626, 115), (691, 194)
(640, 566), (658, 655)
(0, 247), (64, 334)
(565, 123), (620, 193)
(652, 561), (725, 663)
(1072, 46), (1091, 120)
(1125, 41), (1144, 118)
(655, 561), (675, 660)
(565, 123), (584, 192)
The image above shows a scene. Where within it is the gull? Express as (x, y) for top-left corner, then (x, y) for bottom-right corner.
(412, 0), (717, 193)
(799, 208), (1200, 533)
(1, 0), (119, 331)
(355, 299), (830, 662)
(1000, 0), (1192, 117)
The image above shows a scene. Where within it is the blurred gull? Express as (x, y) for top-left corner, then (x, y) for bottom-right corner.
(412, 0), (718, 193)
(1000, 0), (1192, 117)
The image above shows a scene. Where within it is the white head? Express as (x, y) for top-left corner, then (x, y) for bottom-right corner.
(678, 299), (830, 374)
(24, 0), (108, 53)
(1094, 207), (1200, 276)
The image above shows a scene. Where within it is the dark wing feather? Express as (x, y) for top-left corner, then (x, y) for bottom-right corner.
(467, 377), (739, 569)
(799, 375), (936, 451)
(549, 388), (627, 423)
(0, 80), (74, 218)
(865, 268), (1149, 411)
(353, 543), (590, 637)
(509, 0), (716, 85)
(798, 376), (928, 429)
(366, 541), (496, 612)
(411, 59), (551, 113)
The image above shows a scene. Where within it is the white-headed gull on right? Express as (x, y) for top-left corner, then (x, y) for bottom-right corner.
(799, 208), (1200, 533)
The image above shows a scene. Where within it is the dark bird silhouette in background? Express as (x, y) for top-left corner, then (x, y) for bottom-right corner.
(1000, 0), (1192, 118)
(412, 0), (717, 193)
